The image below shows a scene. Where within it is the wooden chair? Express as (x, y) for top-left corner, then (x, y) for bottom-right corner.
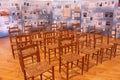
(16, 33), (31, 49)
(18, 44), (55, 80)
(24, 24), (32, 33)
(72, 23), (80, 31)
(43, 30), (59, 63)
(37, 23), (46, 31)
(60, 22), (68, 30)
(8, 26), (21, 58)
(50, 23), (58, 30)
(94, 29), (114, 64)
(58, 35), (85, 80)
(77, 32), (99, 71)
(29, 27), (43, 48)
(106, 28), (118, 57)
(93, 28), (103, 48)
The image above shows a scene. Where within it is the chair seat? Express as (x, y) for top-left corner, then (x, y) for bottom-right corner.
(32, 38), (43, 42)
(62, 53), (85, 62)
(11, 42), (17, 45)
(98, 44), (113, 49)
(25, 62), (52, 77)
(22, 48), (36, 57)
(80, 47), (99, 54)
(46, 43), (58, 49)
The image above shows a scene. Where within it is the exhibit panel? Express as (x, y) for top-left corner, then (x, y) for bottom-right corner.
(0, 0), (120, 38)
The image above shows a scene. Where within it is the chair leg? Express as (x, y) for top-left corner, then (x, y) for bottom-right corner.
(48, 49), (51, 64)
(52, 66), (55, 80)
(31, 77), (34, 80)
(44, 46), (46, 59)
(86, 54), (90, 72)
(100, 49), (104, 64)
(81, 57), (84, 75)
(11, 45), (15, 59)
(66, 62), (69, 80)
(96, 51), (99, 65)
(40, 74), (42, 80)
(59, 57), (61, 72)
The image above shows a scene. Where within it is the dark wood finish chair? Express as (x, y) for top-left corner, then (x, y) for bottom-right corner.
(18, 44), (55, 80)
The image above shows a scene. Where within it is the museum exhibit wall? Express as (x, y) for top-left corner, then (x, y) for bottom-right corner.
(0, 0), (120, 38)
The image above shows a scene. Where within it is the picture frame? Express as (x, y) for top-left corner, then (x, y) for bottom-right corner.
(63, 4), (71, 17)
(105, 12), (113, 18)
(106, 21), (111, 26)
(116, 23), (120, 28)
(95, 12), (103, 18)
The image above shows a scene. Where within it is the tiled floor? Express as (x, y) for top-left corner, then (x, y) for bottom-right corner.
(0, 37), (120, 80)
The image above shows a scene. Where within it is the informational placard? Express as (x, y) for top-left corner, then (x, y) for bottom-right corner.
(63, 4), (71, 17)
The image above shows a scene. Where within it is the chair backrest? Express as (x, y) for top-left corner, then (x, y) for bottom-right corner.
(16, 33), (31, 49)
(58, 35), (74, 56)
(43, 30), (57, 45)
(107, 28), (117, 44)
(18, 44), (40, 72)
(8, 26), (21, 44)
(37, 23), (46, 31)
(8, 26), (21, 35)
(50, 23), (58, 30)
(72, 23), (81, 31)
(76, 32), (91, 48)
(60, 22), (68, 30)
(24, 24), (32, 33)
(59, 29), (74, 38)
(93, 28), (103, 48)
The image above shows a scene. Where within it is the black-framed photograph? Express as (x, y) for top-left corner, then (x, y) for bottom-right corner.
(118, 0), (120, 7)
(105, 12), (113, 18)
(83, 12), (87, 17)
(116, 23), (120, 28)
(106, 21), (111, 26)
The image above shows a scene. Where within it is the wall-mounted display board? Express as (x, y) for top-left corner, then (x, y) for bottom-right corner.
(113, 0), (120, 38)
(22, 0), (52, 30)
(52, 0), (81, 29)
(0, 0), (10, 37)
(81, 0), (118, 37)
(0, 0), (120, 38)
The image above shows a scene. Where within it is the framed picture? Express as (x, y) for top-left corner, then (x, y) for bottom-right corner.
(118, 0), (120, 7)
(83, 11), (87, 17)
(95, 12), (103, 18)
(105, 12), (113, 18)
(116, 23), (120, 28)
(106, 21), (111, 26)
(63, 4), (71, 17)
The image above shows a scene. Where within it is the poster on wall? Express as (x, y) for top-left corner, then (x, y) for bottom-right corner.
(116, 23), (120, 29)
(63, 4), (71, 17)
(118, 0), (120, 7)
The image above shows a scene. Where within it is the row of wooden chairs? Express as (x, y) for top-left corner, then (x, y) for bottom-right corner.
(8, 26), (119, 80)
(8, 27), (55, 80)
